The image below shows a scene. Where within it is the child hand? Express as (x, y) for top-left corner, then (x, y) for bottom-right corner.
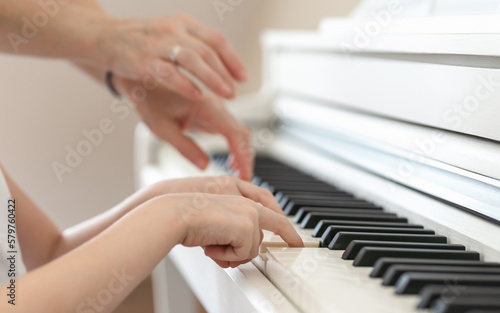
(153, 193), (303, 267)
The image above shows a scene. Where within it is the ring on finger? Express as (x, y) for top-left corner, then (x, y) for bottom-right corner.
(169, 44), (183, 64)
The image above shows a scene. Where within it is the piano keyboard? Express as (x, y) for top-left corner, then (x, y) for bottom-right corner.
(212, 155), (500, 313)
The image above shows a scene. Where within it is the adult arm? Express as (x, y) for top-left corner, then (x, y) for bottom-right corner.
(0, 0), (245, 100)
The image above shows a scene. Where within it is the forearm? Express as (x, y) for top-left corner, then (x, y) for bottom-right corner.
(1, 196), (184, 313)
(52, 177), (232, 259)
(52, 184), (160, 259)
(69, 0), (102, 10)
(0, 0), (109, 66)
(69, 0), (106, 80)
(73, 61), (106, 85)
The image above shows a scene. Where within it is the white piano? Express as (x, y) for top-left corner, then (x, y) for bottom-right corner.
(135, 1), (500, 312)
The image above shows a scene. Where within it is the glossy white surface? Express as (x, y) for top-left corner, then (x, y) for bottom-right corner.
(135, 2), (500, 311)
(265, 247), (423, 313)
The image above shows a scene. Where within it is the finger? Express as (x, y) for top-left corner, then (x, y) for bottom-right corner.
(257, 207), (304, 248)
(204, 244), (250, 262)
(229, 260), (252, 268)
(237, 181), (283, 215)
(187, 38), (236, 97)
(156, 122), (209, 170)
(207, 103), (254, 181)
(249, 219), (261, 259)
(226, 154), (238, 172)
(186, 21), (247, 81)
(207, 233), (261, 268)
(208, 255), (230, 268)
(170, 46), (234, 98)
(207, 257), (250, 268)
(196, 96), (254, 180)
(150, 59), (202, 101)
(226, 130), (254, 182)
(208, 257), (230, 268)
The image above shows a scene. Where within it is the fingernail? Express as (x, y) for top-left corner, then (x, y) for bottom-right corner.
(196, 158), (208, 169)
(238, 69), (247, 80)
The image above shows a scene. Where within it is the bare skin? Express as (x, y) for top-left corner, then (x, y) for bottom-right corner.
(0, 0), (253, 180)
(0, 165), (303, 312)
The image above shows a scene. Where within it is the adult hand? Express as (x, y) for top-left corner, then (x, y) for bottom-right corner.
(115, 76), (254, 181)
(97, 13), (246, 101)
(160, 194), (303, 268)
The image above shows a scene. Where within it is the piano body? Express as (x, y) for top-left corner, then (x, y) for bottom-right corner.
(135, 1), (500, 312)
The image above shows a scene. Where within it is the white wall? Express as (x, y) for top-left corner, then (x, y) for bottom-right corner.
(0, 0), (359, 229)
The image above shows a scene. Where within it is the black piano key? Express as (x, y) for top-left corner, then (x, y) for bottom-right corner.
(279, 190), (354, 200)
(281, 194), (357, 209)
(371, 258), (500, 278)
(343, 241), (465, 260)
(321, 227), (435, 248)
(266, 184), (339, 194)
(254, 163), (307, 170)
(329, 233), (448, 250)
(285, 199), (381, 216)
(255, 165), (305, 171)
(294, 207), (386, 224)
(260, 182), (275, 194)
(259, 174), (321, 183)
(384, 265), (500, 286)
(395, 273), (500, 295)
(252, 176), (262, 186)
(432, 296), (500, 313)
(419, 285), (462, 310)
(418, 285), (500, 309)
(254, 155), (279, 162)
(253, 158), (289, 167)
(301, 212), (407, 229)
(262, 180), (331, 188)
(312, 220), (423, 238)
(255, 167), (296, 174)
(254, 164), (307, 171)
(353, 247), (480, 267)
(276, 190), (352, 201)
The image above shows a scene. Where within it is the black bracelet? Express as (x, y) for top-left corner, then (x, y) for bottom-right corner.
(105, 71), (121, 98)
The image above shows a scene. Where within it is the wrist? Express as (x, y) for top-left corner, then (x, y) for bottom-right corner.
(105, 71), (121, 97)
(88, 15), (120, 69)
(55, 5), (114, 66)
(111, 75), (130, 97)
(145, 195), (191, 245)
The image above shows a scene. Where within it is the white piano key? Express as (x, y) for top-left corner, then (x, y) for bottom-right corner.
(265, 247), (425, 313)
(256, 223), (320, 272)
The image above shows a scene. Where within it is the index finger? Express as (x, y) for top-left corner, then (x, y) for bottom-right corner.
(202, 96), (254, 181)
(257, 206), (304, 248)
(186, 20), (247, 82)
(227, 134), (254, 182)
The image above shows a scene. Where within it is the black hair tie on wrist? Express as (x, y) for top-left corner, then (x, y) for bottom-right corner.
(105, 71), (121, 98)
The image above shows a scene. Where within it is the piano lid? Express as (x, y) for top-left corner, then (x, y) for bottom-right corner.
(260, 0), (500, 143)
(350, 0), (500, 18)
(252, 0), (500, 223)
